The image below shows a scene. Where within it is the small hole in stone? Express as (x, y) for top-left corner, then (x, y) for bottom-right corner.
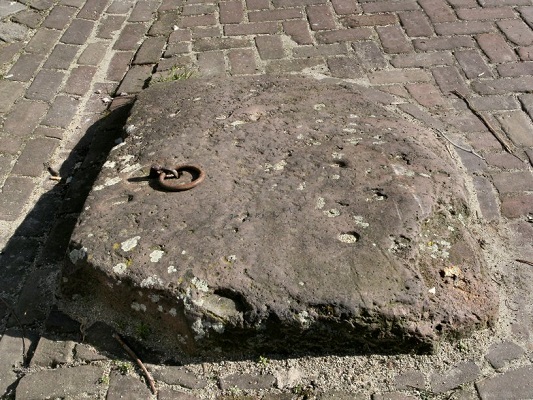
(338, 231), (360, 243)
(333, 160), (348, 168)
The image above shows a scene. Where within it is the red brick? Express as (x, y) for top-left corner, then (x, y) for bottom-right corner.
(60, 19), (94, 45)
(106, 51), (134, 81)
(249, 8), (304, 22)
(293, 43), (348, 57)
(431, 66), (469, 94)
(472, 176), (500, 221)
(413, 35), (475, 51)
(179, 14), (217, 28)
(282, 20), (313, 44)
(0, 177), (36, 221)
(315, 28), (373, 44)
(376, 25), (412, 53)
(64, 66), (97, 95)
(518, 45), (533, 60)
(391, 52), (454, 68)
(2, 100), (48, 136)
(128, 0), (159, 22)
(219, 1), (244, 24)
(255, 36), (285, 59)
(265, 57), (323, 73)
(7, 53), (44, 82)
(331, 0), (360, 15)
(399, 11), (433, 37)
(246, 0), (269, 9)
(26, 69), (65, 101)
(78, 0), (108, 20)
(327, 57), (362, 78)
(476, 33), (518, 63)
(43, 43), (78, 69)
(485, 152), (527, 170)
(455, 49), (493, 79)
(97, 15), (126, 39)
(197, 51), (226, 76)
(398, 103), (446, 130)
(472, 77), (533, 95)
(228, 49), (258, 75)
(361, 0), (418, 13)
(351, 41), (388, 70)
(113, 23), (147, 50)
(497, 62), (533, 77)
(434, 21), (495, 35)
(419, 0), (456, 23)
(341, 14), (397, 27)
(501, 194), (533, 219)
(368, 69), (432, 84)
(492, 171), (533, 194)
(406, 83), (448, 107)
(457, 7), (516, 20)
(306, 5), (335, 30)
(497, 19), (533, 46)
(496, 111), (533, 146)
(225, 22), (278, 35)
(43, 5), (76, 30)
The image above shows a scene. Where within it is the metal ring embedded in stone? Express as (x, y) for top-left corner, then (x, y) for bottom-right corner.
(157, 164), (205, 191)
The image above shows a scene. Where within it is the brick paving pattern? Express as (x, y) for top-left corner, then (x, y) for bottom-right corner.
(1, 0), (533, 398)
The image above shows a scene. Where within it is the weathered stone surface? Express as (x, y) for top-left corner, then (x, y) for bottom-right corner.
(150, 366), (208, 388)
(430, 361), (480, 393)
(61, 76), (497, 357)
(485, 340), (525, 369)
(475, 366), (533, 400)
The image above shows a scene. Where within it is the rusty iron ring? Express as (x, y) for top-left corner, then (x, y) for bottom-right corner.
(154, 164), (205, 191)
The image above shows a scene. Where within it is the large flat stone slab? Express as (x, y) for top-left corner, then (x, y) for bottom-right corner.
(60, 76), (497, 357)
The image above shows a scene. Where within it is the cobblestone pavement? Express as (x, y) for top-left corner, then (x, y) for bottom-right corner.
(1, 0), (533, 398)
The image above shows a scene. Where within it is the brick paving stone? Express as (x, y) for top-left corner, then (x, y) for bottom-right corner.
(495, 110), (533, 147)
(497, 62), (533, 77)
(179, 14), (217, 28)
(2, 100), (48, 135)
(315, 28), (373, 44)
(247, 0), (269, 9)
(413, 35), (476, 51)
(480, 0), (531, 5)
(435, 21), (495, 35)
(331, 0), (359, 15)
(501, 194), (533, 218)
(133, 36), (166, 64)
(273, 0), (326, 6)
(191, 26), (221, 38)
(485, 341), (526, 369)
(256, 35), (284, 59)
(341, 13), (397, 27)
(107, 51), (135, 81)
(169, 29), (192, 42)
(25, 29), (61, 54)
(114, 23), (147, 50)
(165, 41), (191, 56)
(476, 32), (518, 63)
(373, 393), (417, 400)
(60, 18), (95, 44)
(43, 5), (77, 30)
(0, 134), (23, 155)
(12, 9), (45, 29)
(376, 25), (412, 53)
(447, 0), (478, 6)
(220, 1), (244, 24)
(150, 366), (208, 388)
(11, 137), (59, 177)
(391, 52), (455, 68)
(456, 147), (488, 172)
(394, 370), (425, 390)
(432, 66), (469, 94)
(74, 343), (108, 361)
(61, 0), (86, 6)
(492, 171), (533, 194)
(469, 95), (520, 111)
(498, 19), (533, 46)
(282, 20), (313, 44)
(97, 15), (127, 39)
(369, 69), (432, 84)
(107, 371), (152, 399)
(78, 42), (107, 65)
(16, 365), (105, 400)
(0, 329), (34, 396)
(193, 37), (250, 51)
(430, 361), (481, 394)
(156, 55), (193, 72)
(43, 43), (79, 69)
(249, 8), (305, 23)
(225, 21), (278, 35)
(30, 338), (75, 367)
(519, 93), (533, 119)
(518, 45), (533, 60)
(182, 4), (217, 16)
(78, 0), (108, 20)
(0, 21), (29, 43)
(158, 389), (201, 400)
(129, 0), (159, 22)
(327, 56), (363, 78)
(467, 130), (502, 151)
(0, 80), (24, 113)
(219, 373), (276, 391)
(399, 11), (433, 37)
(42, 95), (79, 127)
(472, 76), (533, 95)
(116, 64), (153, 93)
(7, 53), (45, 81)
(228, 48), (258, 74)
(19, 0), (55, 10)
(444, 111), (486, 132)
(107, 0), (134, 14)
(0, 153), (12, 180)
(0, 177), (35, 220)
(352, 41), (388, 70)
(26, 69), (65, 101)
(307, 4), (335, 30)
(197, 50), (225, 76)
(458, 7), (517, 20)
(34, 125), (65, 140)
(265, 57), (323, 73)
(476, 365), (533, 400)
(406, 83), (448, 107)
(149, 11), (181, 35)
(419, 0), (456, 23)
(293, 43), (347, 57)
(0, 41), (23, 64)
(361, 0), (418, 13)
(454, 49), (493, 79)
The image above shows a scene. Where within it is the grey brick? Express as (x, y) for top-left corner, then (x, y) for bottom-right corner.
(0, 177), (36, 221)
(25, 29), (61, 54)
(64, 65), (97, 95)
(43, 43), (79, 69)
(133, 36), (166, 64)
(150, 366), (208, 388)
(476, 366), (533, 400)
(78, 42), (107, 65)
(7, 53), (45, 81)
(97, 15), (127, 39)
(26, 69), (65, 101)
(0, 80), (25, 113)
(60, 19), (95, 44)
(11, 137), (59, 177)
(43, 5), (77, 30)
(2, 100), (49, 135)
(219, 373), (276, 391)
(129, 0), (159, 22)
(485, 341), (525, 369)
(114, 23), (147, 50)
(430, 361), (480, 393)
(106, 372), (152, 399)
(116, 64), (153, 94)
(78, 0), (108, 20)
(30, 338), (75, 367)
(42, 95), (79, 127)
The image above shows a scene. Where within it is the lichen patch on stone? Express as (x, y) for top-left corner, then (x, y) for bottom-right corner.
(149, 249), (164, 262)
(121, 236), (140, 252)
